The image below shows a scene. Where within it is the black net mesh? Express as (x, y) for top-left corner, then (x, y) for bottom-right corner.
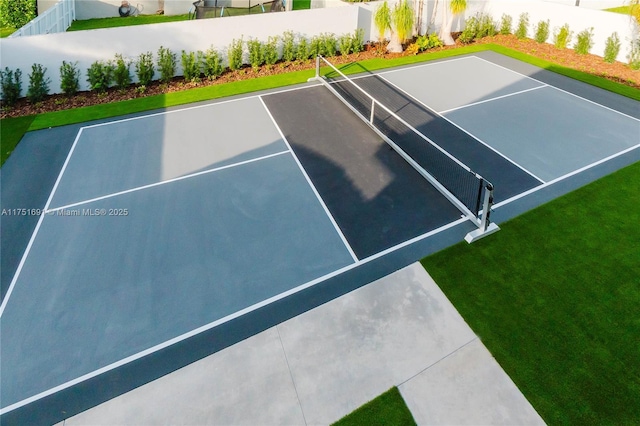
(321, 65), (484, 216)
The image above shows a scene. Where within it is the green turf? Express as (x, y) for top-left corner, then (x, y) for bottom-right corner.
(1, 26), (16, 37)
(67, 14), (189, 31)
(604, 5), (631, 14)
(292, 0), (312, 10)
(421, 161), (640, 424)
(0, 115), (35, 166)
(332, 387), (416, 426)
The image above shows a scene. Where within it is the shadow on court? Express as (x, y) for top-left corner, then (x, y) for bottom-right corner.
(262, 86), (462, 260)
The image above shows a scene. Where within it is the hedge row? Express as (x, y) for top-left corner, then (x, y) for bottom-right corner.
(459, 12), (638, 68)
(0, 29), (364, 107)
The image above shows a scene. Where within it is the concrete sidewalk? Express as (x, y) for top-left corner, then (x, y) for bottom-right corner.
(57, 263), (545, 425)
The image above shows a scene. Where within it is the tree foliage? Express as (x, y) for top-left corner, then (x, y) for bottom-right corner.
(374, 1), (392, 41)
(0, 0), (36, 29)
(392, 0), (414, 43)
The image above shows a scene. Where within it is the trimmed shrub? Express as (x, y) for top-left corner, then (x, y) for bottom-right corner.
(135, 52), (155, 86)
(309, 35), (322, 57)
(60, 61), (80, 97)
(477, 13), (497, 38)
(27, 63), (50, 103)
(515, 12), (529, 39)
(352, 28), (365, 53)
(296, 37), (310, 61)
(339, 33), (353, 56)
(534, 20), (550, 43)
(264, 36), (279, 66)
(321, 33), (338, 57)
(181, 50), (200, 82)
(87, 60), (114, 92)
(499, 14), (512, 35)
(553, 24), (572, 49)
(113, 54), (132, 90)
(603, 32), (621, 63)
(282, 31), (296, 62)
(247, 38), (264, 70)
(415, 33), (443, 51)
(157, 46), (176, 83)
(460, 13), (496, 44)
(575, 27), (594, 55)
(0, 67), (22, 106)
(458, 16), (479, 44)
(202, 47), (224, 79)
(228, 38), (244, 71)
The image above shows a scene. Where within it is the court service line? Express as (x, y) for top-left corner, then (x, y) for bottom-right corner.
(438, 85), (548, 114)
(374, 55), (478, 77)
(471, 55), (640, 123)
(0, 215), (467, 416)
(80, 82), (322, 130)
(376, 74), (546, 184)
(0, 129), (85, 319)
(492, 144), (640, 209)
(258, 96), (359, 263)
(47, 151), (291, 213)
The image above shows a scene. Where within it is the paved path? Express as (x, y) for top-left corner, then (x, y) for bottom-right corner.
(57, 263), (544, 425)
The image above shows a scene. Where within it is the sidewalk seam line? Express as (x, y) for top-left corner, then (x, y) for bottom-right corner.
(397, 336), (479, 388)
(276, 325), (308, 426)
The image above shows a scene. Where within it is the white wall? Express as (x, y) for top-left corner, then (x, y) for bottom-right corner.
(479, 0), (638, 62)
(0, 6), (361, 94)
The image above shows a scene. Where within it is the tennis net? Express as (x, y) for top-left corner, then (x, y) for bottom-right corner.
(313, 55), (498, 241)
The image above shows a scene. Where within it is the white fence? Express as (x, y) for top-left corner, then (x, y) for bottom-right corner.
(9, 0), (75, 38)
(0, 4), (362, 94)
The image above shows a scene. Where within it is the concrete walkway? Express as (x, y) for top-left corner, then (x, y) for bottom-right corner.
(57, 263), (545, 425)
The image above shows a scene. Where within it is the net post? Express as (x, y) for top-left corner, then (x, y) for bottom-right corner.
(308, 55), (321, 82)
(370, 100), (375, 125)
(465, 182), (500, 243)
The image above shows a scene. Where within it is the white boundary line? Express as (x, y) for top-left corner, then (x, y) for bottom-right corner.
(0, 129), (84, 319)
(81, 82), (323, 130)
(438, 85), (548, 114)
(374, 73), (546, 184)
(258, 96), (359, 263)
(493, 144), (640, 209)
(471, 55), (640, 123)
(0, 216), (467, 416)
(48, 151), (291, 212)
(374, 55), (477, 76)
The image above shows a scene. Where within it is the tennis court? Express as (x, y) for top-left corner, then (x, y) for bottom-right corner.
(1, 51), (638, 424)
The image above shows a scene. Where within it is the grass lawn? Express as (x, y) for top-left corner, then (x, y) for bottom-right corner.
(293, 0), (312, 10)
(67, 14), (189, 31)
(421, 161), (640, 424)
(332, 387), (416, 426)
(1, 26), (15, 37)
(0, 115), (35, 166)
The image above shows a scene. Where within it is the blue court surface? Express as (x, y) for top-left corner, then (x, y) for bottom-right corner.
(1, 51), (638, 424)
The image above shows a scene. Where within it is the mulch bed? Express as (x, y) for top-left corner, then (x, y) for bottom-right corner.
(1, 34), (638, 119)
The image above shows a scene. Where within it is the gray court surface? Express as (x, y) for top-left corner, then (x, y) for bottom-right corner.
(1, 51), (638, 425)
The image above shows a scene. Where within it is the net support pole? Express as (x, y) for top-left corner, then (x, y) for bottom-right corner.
(308, 55), (321, 82)
(465, 182), (500, 243)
